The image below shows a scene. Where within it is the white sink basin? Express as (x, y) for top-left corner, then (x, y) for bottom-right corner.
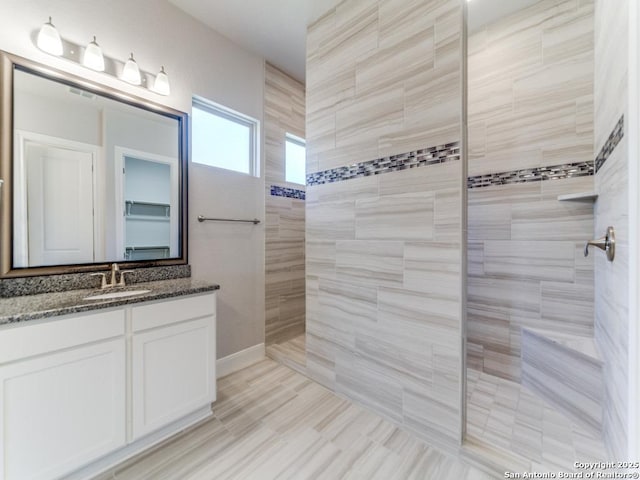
(83, 289), (151, 301)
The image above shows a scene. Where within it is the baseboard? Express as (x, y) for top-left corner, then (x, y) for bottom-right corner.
(216, 343), (265, 378)
(66, 406), (213, 480)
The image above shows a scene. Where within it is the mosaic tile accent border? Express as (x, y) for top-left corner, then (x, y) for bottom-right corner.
(270, 185), (306, 200)
(306, 142), (460, 186)
(467, 161), (594, 189)
(595, 115), (624, 173)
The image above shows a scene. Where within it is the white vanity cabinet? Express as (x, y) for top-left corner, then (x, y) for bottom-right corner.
(131, 294), (216, 440)
(0, 310), (126, 480)
(0, 291), (216, 480)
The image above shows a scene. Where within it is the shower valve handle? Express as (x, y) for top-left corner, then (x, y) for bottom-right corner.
(584, 226), (615, 262)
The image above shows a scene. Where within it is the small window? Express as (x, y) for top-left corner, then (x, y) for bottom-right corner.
(192, 97), (258, 176)
(285, 133), (306, 185)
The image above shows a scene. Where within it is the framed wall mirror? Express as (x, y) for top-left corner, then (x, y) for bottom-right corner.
(0, 51), (188, 278)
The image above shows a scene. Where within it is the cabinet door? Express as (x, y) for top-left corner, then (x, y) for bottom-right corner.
(131, 317), (214, 440)
(0, 338), (126, 480)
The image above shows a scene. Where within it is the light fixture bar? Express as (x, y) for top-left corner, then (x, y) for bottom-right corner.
(35, 17), (170, 96)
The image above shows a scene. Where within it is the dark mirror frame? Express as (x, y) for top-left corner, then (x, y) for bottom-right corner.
(0, 51), (188, 278)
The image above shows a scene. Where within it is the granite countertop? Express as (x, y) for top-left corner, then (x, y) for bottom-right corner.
(0, 278), (220, 326)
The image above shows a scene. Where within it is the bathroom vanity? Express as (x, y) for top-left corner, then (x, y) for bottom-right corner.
(0, 48), (216, 480)
(0, 278), (218, 480)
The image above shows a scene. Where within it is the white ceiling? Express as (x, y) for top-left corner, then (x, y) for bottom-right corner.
(167, 0), (341, 82)
(168, 0), (542, 83)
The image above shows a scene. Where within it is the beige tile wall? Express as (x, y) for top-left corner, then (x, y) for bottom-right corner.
(306, 0), (463, 174)
(467, 0), (595, 383)
(468, 0), (594, 176)
(264, 64), (306, 345)
(306, 0), (464, 449)
(593, 0), (629, 459)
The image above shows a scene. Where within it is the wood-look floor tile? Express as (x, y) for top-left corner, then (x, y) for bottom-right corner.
(105, 358), (502, 480)
(466, 368), (607, 475)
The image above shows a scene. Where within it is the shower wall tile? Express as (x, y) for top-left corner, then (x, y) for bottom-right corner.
(377, 0), (446, 46)
(264, 64), (306, 345)
(540, 281), (595, 336)
(521, 328), (603, 436)
(467, 307), (511, 355)
(335, 351), (405, 424)
(574, 242), (595, 286)
(468, 0), (594, 177)
(306, 0), (463, 450)
(306, 200), (356, 241)
(355, 193), (435, 241)
(468, 204), (511, 240)
(435, 188), (463, 241)
(485, 103), (581, 158)
(404, 242), (461, 297)
(352, 327), (434, 392)
(335, 240), (404, 288)
(467, 242), (485, 276)
(307, 174), (379, 203)
(467, 276), (541, 319)
(483, 241), (576, 283)
(355, 28), (435, 94)
(377, 287), (459, 336)
(467, 176), (595, 383)
(306, 241), (336, 278)
(307, 1), (462, 174)
(468, 182), (541, 205)
(511, 201), (594, 241)
(466, 56), (596, 386)
(483, 349), (522, 381)
(512, 63), (593, 112)
(379, 160), (461, 195)
(318, 277), (378, 327)
(335, 85), (405, 149)
(540, 174), (594, 199)
(308, 300), (355, 357)
(594, 0), (629, 454)
(542, 2), (593, 64)
(403, 385), (461, 450)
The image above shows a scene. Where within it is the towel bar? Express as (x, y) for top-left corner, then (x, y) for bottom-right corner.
(197, 215), (260, 225)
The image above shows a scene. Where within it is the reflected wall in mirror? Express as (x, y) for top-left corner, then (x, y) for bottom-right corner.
(0, 51), (188, 278)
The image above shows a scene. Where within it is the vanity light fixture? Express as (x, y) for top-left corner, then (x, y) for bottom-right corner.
(121, 53), (141, 85)
(153, 66), (170, 96)
(34, 18), (170, 96)
(36, 17), (63, 56)
(82, 36), (105, 71)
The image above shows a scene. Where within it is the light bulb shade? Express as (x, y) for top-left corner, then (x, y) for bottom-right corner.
(153, 66), (170, 95)
(37, 17), (63, 56)
(83, 37), (105, 71)
(122, 53), (141, 85)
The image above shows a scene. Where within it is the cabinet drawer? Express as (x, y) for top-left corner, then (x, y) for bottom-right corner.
(0, 309), (125, 364)
(132, 293), (216, 332)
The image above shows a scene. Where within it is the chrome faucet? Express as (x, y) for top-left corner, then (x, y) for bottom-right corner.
(90, 263), (134, 289)
(110, 263), (119, 286)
